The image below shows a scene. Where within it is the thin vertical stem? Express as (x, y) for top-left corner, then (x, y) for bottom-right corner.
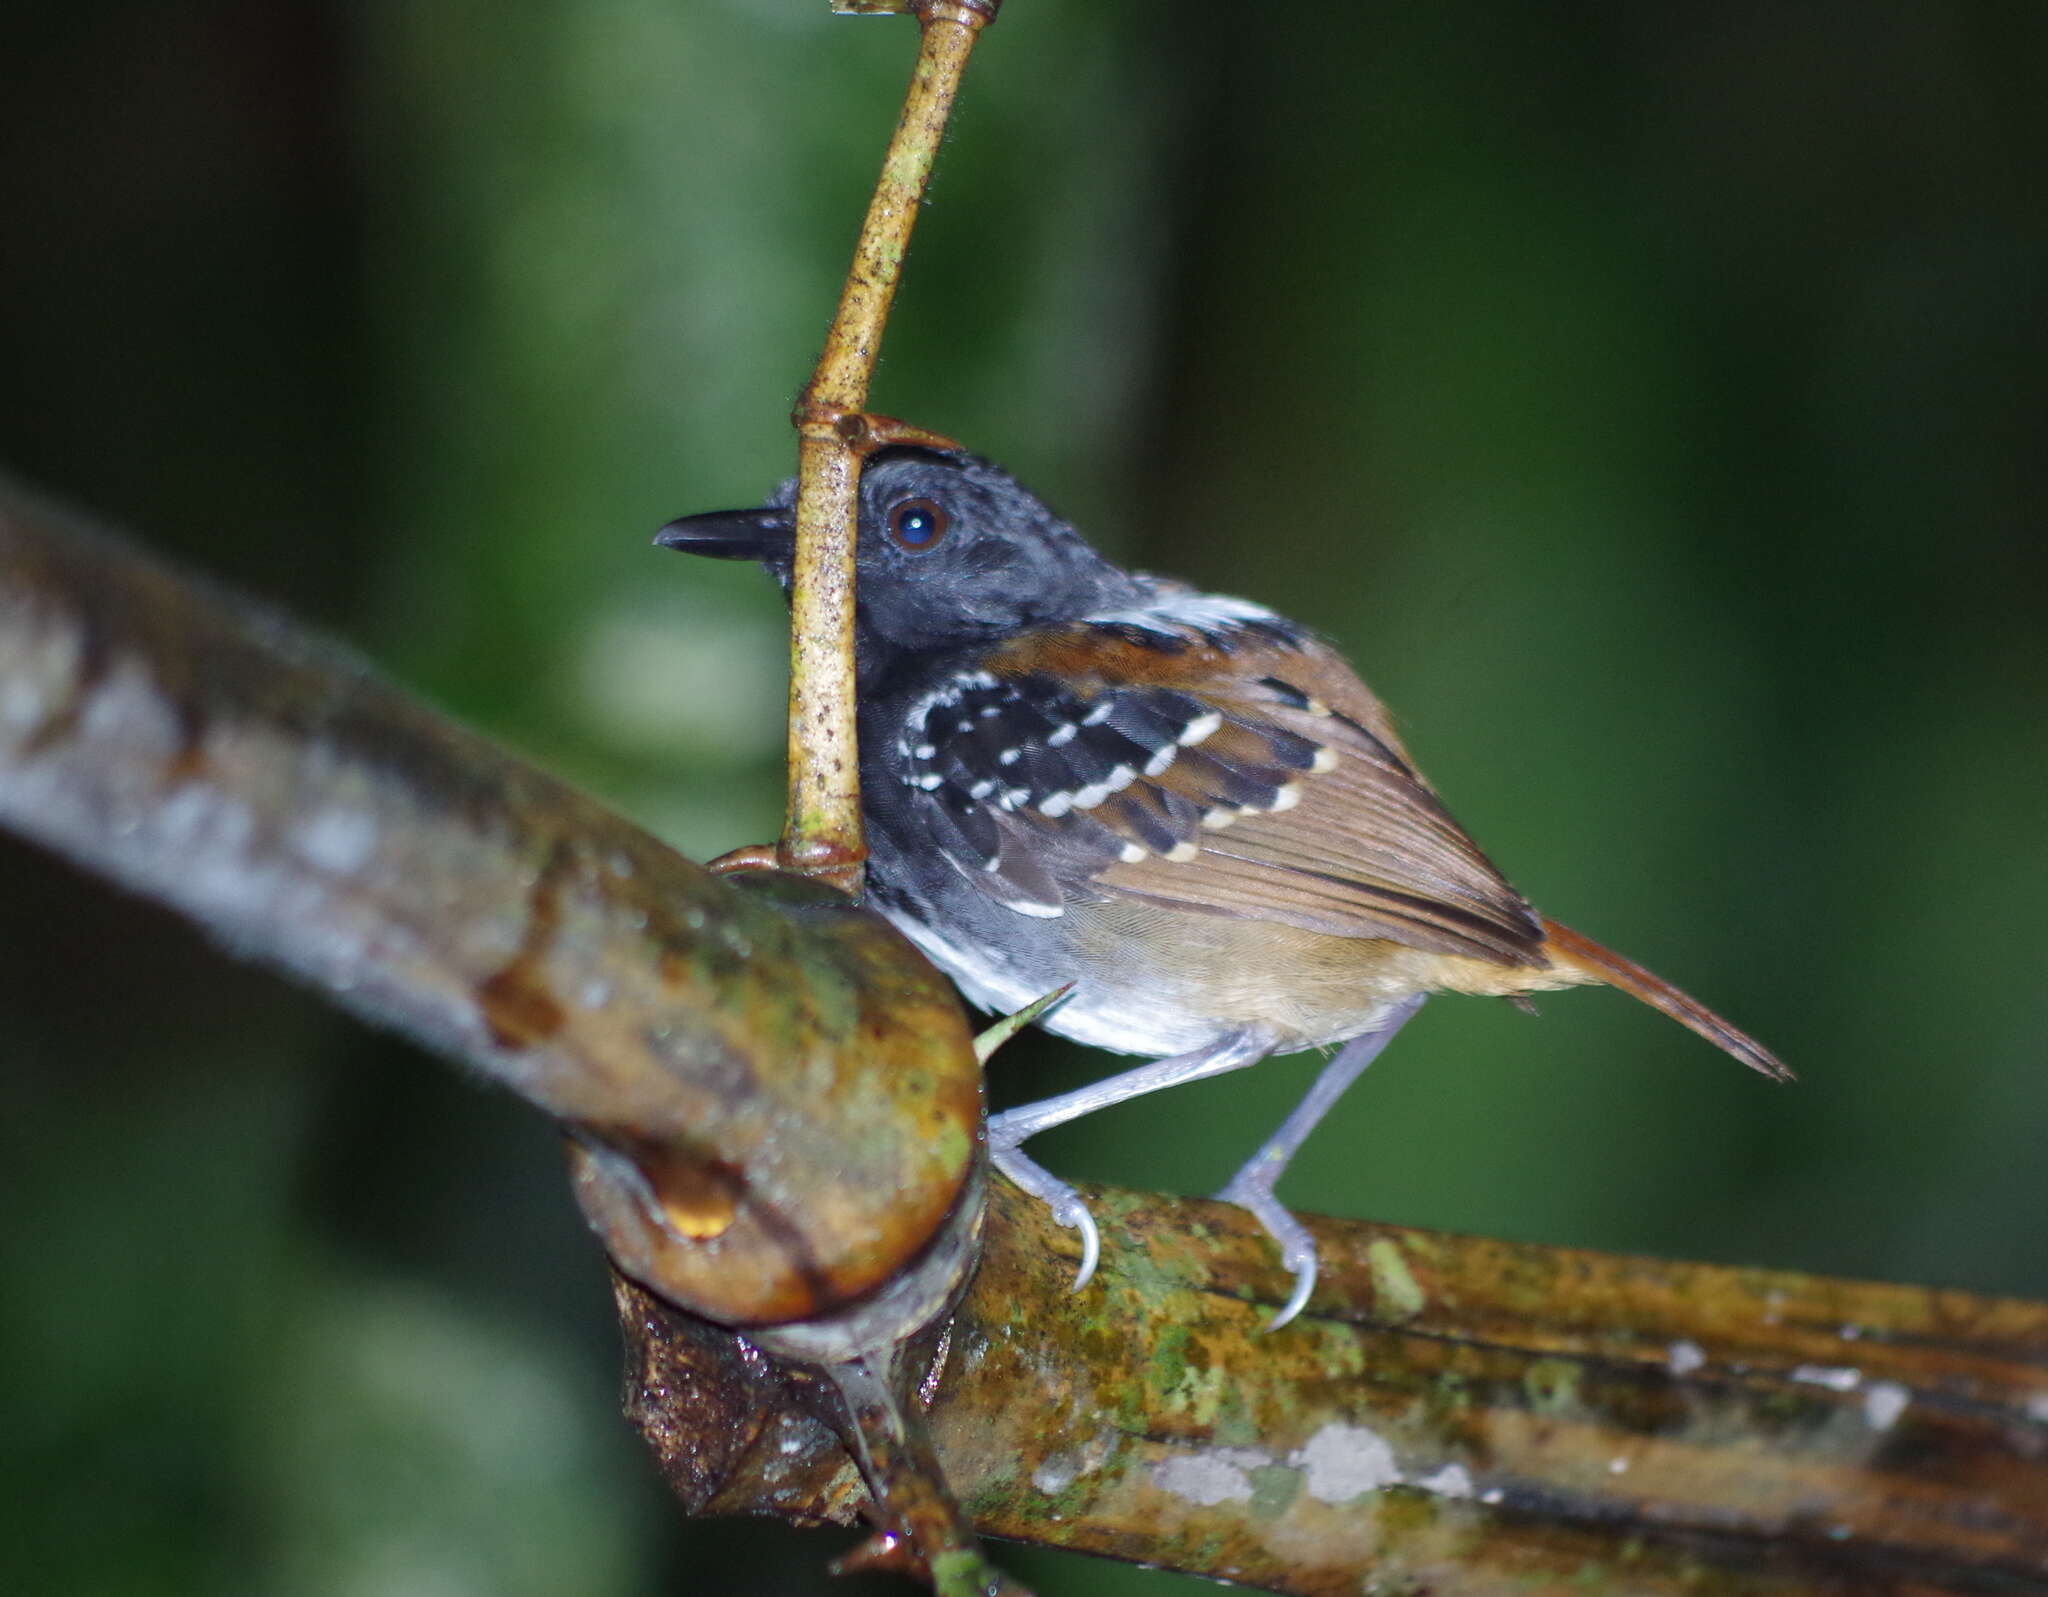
(780, 1), (996, 890)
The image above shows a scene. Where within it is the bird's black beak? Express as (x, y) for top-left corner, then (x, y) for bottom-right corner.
(652, 506), (794, 562)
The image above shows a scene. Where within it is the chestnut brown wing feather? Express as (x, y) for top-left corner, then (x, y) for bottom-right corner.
(949, 622), (1545, 966)
(1088, 654), (1542, 963)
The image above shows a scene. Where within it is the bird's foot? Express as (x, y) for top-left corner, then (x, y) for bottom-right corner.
(988, 1116), (1102, 1293)
(1213, 1167), (1318, 1331)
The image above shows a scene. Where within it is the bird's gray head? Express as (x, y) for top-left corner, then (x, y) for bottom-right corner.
(655, 448), (1140, 660)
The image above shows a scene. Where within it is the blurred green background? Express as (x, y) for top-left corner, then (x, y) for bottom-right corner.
(2, 2), (2044, 1594)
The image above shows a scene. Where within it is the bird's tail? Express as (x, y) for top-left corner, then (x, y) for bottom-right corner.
(1539, 917), (1792, 1082)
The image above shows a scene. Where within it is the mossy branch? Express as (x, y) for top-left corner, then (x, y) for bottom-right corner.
(0, 472), (981, 1330)
(631, 1181), (2048, 1596)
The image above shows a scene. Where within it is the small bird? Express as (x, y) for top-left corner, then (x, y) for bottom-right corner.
(658, 446), (1788, 1327)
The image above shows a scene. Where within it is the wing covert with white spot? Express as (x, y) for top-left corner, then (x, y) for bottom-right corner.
(875, 612), (1543, 962)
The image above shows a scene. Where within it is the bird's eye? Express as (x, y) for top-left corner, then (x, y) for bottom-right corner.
(887, 497), (950, 551)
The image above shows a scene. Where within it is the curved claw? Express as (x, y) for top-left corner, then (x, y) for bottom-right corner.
(990, 1139), (1103, 1294)
(1267, 1255), (1316, 1332)
(1052, 1196), (1101, 1293)
(1215, 1171), (1319, 1331)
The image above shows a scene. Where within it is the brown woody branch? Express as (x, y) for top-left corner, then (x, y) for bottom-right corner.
(0, 471), (980, 1331)
(632, 1180), (2048, 1596)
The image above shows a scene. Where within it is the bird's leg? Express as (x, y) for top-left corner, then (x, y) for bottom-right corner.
(1215, 994), (1427, 1330)
(988, 1028), (1276, 1293)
